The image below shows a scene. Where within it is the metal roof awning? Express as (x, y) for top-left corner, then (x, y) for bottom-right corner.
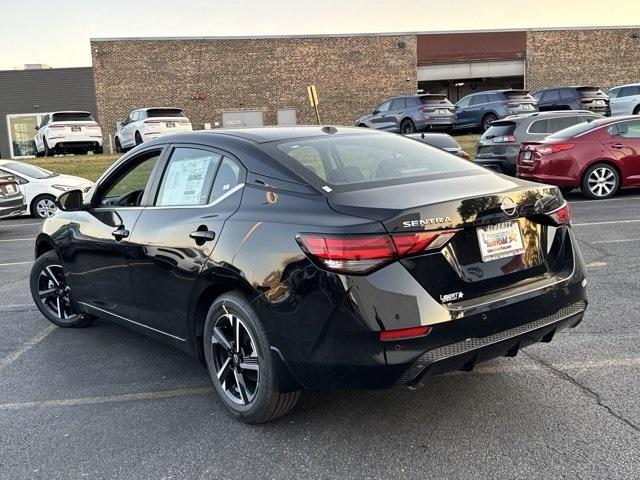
(418, 60), (525, 82)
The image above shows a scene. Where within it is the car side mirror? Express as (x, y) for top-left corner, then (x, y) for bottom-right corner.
(56, 189), (85, 212)
(372, 110), (379, 115)
(117, 121), (125, 128)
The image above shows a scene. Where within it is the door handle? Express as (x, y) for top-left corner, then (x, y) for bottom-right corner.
(190, 229), (216, 244)
(611, 143), (626, 149)
(112, 226), (130, 241)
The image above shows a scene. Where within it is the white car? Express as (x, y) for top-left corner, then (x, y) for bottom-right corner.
(114, 107), (193, 152)
(607, 84), (640, 116)
(0, 161), (93, 218)
(34, 111), (103, 156)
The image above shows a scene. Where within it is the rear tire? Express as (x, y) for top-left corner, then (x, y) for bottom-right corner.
(43, 139), (52, 157)
(482, 114), (497, 132)
(400, 119), (416, 134)
(115, 137), (123, 153)
(204, 292), (300, 424)
(581, 163), (620, 199)
(633, 105), (640, 115)
(30, 251), (95, 328)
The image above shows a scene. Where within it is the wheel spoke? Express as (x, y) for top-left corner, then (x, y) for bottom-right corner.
(39, 287), (57, 298)
(212, 327), (231, 350)
(240, 356), (259, 371)
(45, 267), (60, 286)
(55, 297), (62, 318)
(235, 316), (241, 352)
(216, 357), (232, 380)
(234, 371), (249, 404)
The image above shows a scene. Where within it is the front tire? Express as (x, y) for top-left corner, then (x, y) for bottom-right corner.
(400, 119), (416, 134)
(31, 194), (57, 219)
(114, 137), (123, 153)
(581, 163), (620, 199)
(30, 251), (94, 328)
(43, 139), (52, 157)
(135, 131), (143, 146)
(204, 292), (300, 424)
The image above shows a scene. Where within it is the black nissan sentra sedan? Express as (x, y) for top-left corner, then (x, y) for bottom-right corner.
(30, 127), (588, 423)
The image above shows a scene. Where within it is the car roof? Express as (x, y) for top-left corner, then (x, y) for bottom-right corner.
(608, 83), (640, 89)
(140, 107), (184, 111)
(501, 111), (603, 122)
(49, 111), (92, 115)
(173, 125), (384, 143)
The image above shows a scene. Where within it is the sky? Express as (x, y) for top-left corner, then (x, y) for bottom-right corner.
(1, 0), (639, 70)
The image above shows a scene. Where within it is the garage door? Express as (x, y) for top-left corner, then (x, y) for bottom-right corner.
(222, 111), (264, 128)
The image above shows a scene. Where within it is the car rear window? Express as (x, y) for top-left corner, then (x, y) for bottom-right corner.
(264, 133), (481, 192)
(418, 95), (450, 105)
(576, 87), (606, 98)
(503, 90), (530, 100)
(410, 134), (460, 149)
(483, 122), (516, 137)
(51, 112), (94, 122)
(146, 108), (186, 118)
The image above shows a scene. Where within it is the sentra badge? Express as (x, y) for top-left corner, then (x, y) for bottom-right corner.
(402, 216), (452, 228)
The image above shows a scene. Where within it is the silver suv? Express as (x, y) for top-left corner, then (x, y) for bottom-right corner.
(475, 111), (602, 175)
(607, 84), (640, 116)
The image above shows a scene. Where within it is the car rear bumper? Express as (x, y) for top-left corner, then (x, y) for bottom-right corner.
(0, 197), (27, 218)
(397, 301), (585, 385)
(517, 171), (578, 187)
(49, 138), (103, 150)
(417, 117), (456, 130)
(476, 156), (517, 176)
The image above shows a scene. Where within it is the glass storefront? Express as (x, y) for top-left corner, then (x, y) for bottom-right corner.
(7, 113), (46, 158)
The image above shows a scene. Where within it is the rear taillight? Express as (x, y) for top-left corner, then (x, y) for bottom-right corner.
(578, 98), (593, 104)
(505, 102), (522, 108)
(493, 135), (516, 143)
(49, 124), (65, 129)
(539, 143), (575, 155)
(179, 120), (191, 125)
(548, 202), (571, 226)
(297, 231), (458, 274)
(379, 325), (431, 342)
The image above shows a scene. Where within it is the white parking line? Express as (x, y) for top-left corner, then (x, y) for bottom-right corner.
(0, 386), (212, 411)
(0, 324), (57, 372)
(0, 222), (42, 228)
(0, 237), (36, 243)
(0, 261), (33, 267)
(591, 239), (640, 245)
(573, 219), (640, 227)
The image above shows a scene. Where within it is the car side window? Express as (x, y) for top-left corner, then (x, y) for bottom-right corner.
(528, 119), (549, 133)
(376, 101), (391, 113)
(550, 116), (579, 132)
(40, 115), (49, 128)
(608, 88), (620, 99)
(96, 150), (162, 207)
(456, 96), (471, 108)
(155, 148), (221, 206)
(559, 89), (575, 100)
(390, 98), (406, 110)
(542, 90), (560, 102)
(405, 97), (420, 107)
(470, 94), (488, 106)
(209, 157), (242, 202)
(616, 121), (640, 139)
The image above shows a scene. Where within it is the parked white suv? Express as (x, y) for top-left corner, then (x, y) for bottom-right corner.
(607, 84), (640, 116)
(34, 111), (103, 156)
(114, 107), (192, 152)
(0, 161), (93, 218)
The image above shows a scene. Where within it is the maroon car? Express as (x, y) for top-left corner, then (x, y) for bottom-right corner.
(517, 116), (640, 199)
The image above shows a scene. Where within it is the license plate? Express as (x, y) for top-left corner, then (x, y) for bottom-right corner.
(476, 221), (525, 262)
(436, 109), (450, 115)
(166, 121), (176, 127)
(594, 100), (605, 106)
(71, 126), (81, 132)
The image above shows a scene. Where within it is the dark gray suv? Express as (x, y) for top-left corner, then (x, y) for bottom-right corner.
(356, 94), (456, 133)
(475, 111), (603, 175)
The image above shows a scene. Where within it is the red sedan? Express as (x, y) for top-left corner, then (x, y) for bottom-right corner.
(517, 116), (640, 199)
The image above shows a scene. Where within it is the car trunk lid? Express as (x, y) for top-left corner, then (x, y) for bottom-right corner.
(327, 173), (571, 305)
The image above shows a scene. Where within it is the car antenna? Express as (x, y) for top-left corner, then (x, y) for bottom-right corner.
(321, 126), (338, 134)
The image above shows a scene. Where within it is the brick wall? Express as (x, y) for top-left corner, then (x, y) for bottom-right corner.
(91, 35), (417, 146)
(526, 28), (640, 92)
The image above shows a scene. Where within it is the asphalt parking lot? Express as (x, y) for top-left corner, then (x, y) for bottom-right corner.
(1, 192), (639, 480)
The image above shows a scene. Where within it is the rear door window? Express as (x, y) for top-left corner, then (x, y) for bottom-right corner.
(528, 119), (549, 134)
(615, 121), (640, 139)
(549, 116), (581, 132)
(470, 94), (488, 106)
(541, 90), (560, 102)
(390, 98), (406, 110)
(620, 86), (640, 98)
(155, 148), (220, 206)
(405, 97), (421, 107)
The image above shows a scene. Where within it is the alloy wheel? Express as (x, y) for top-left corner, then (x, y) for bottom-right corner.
(587, 167), (616, 198)
(37, 265), (77, 320)
(210, 312), (260, 405)
(36, 198), (57, 218)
